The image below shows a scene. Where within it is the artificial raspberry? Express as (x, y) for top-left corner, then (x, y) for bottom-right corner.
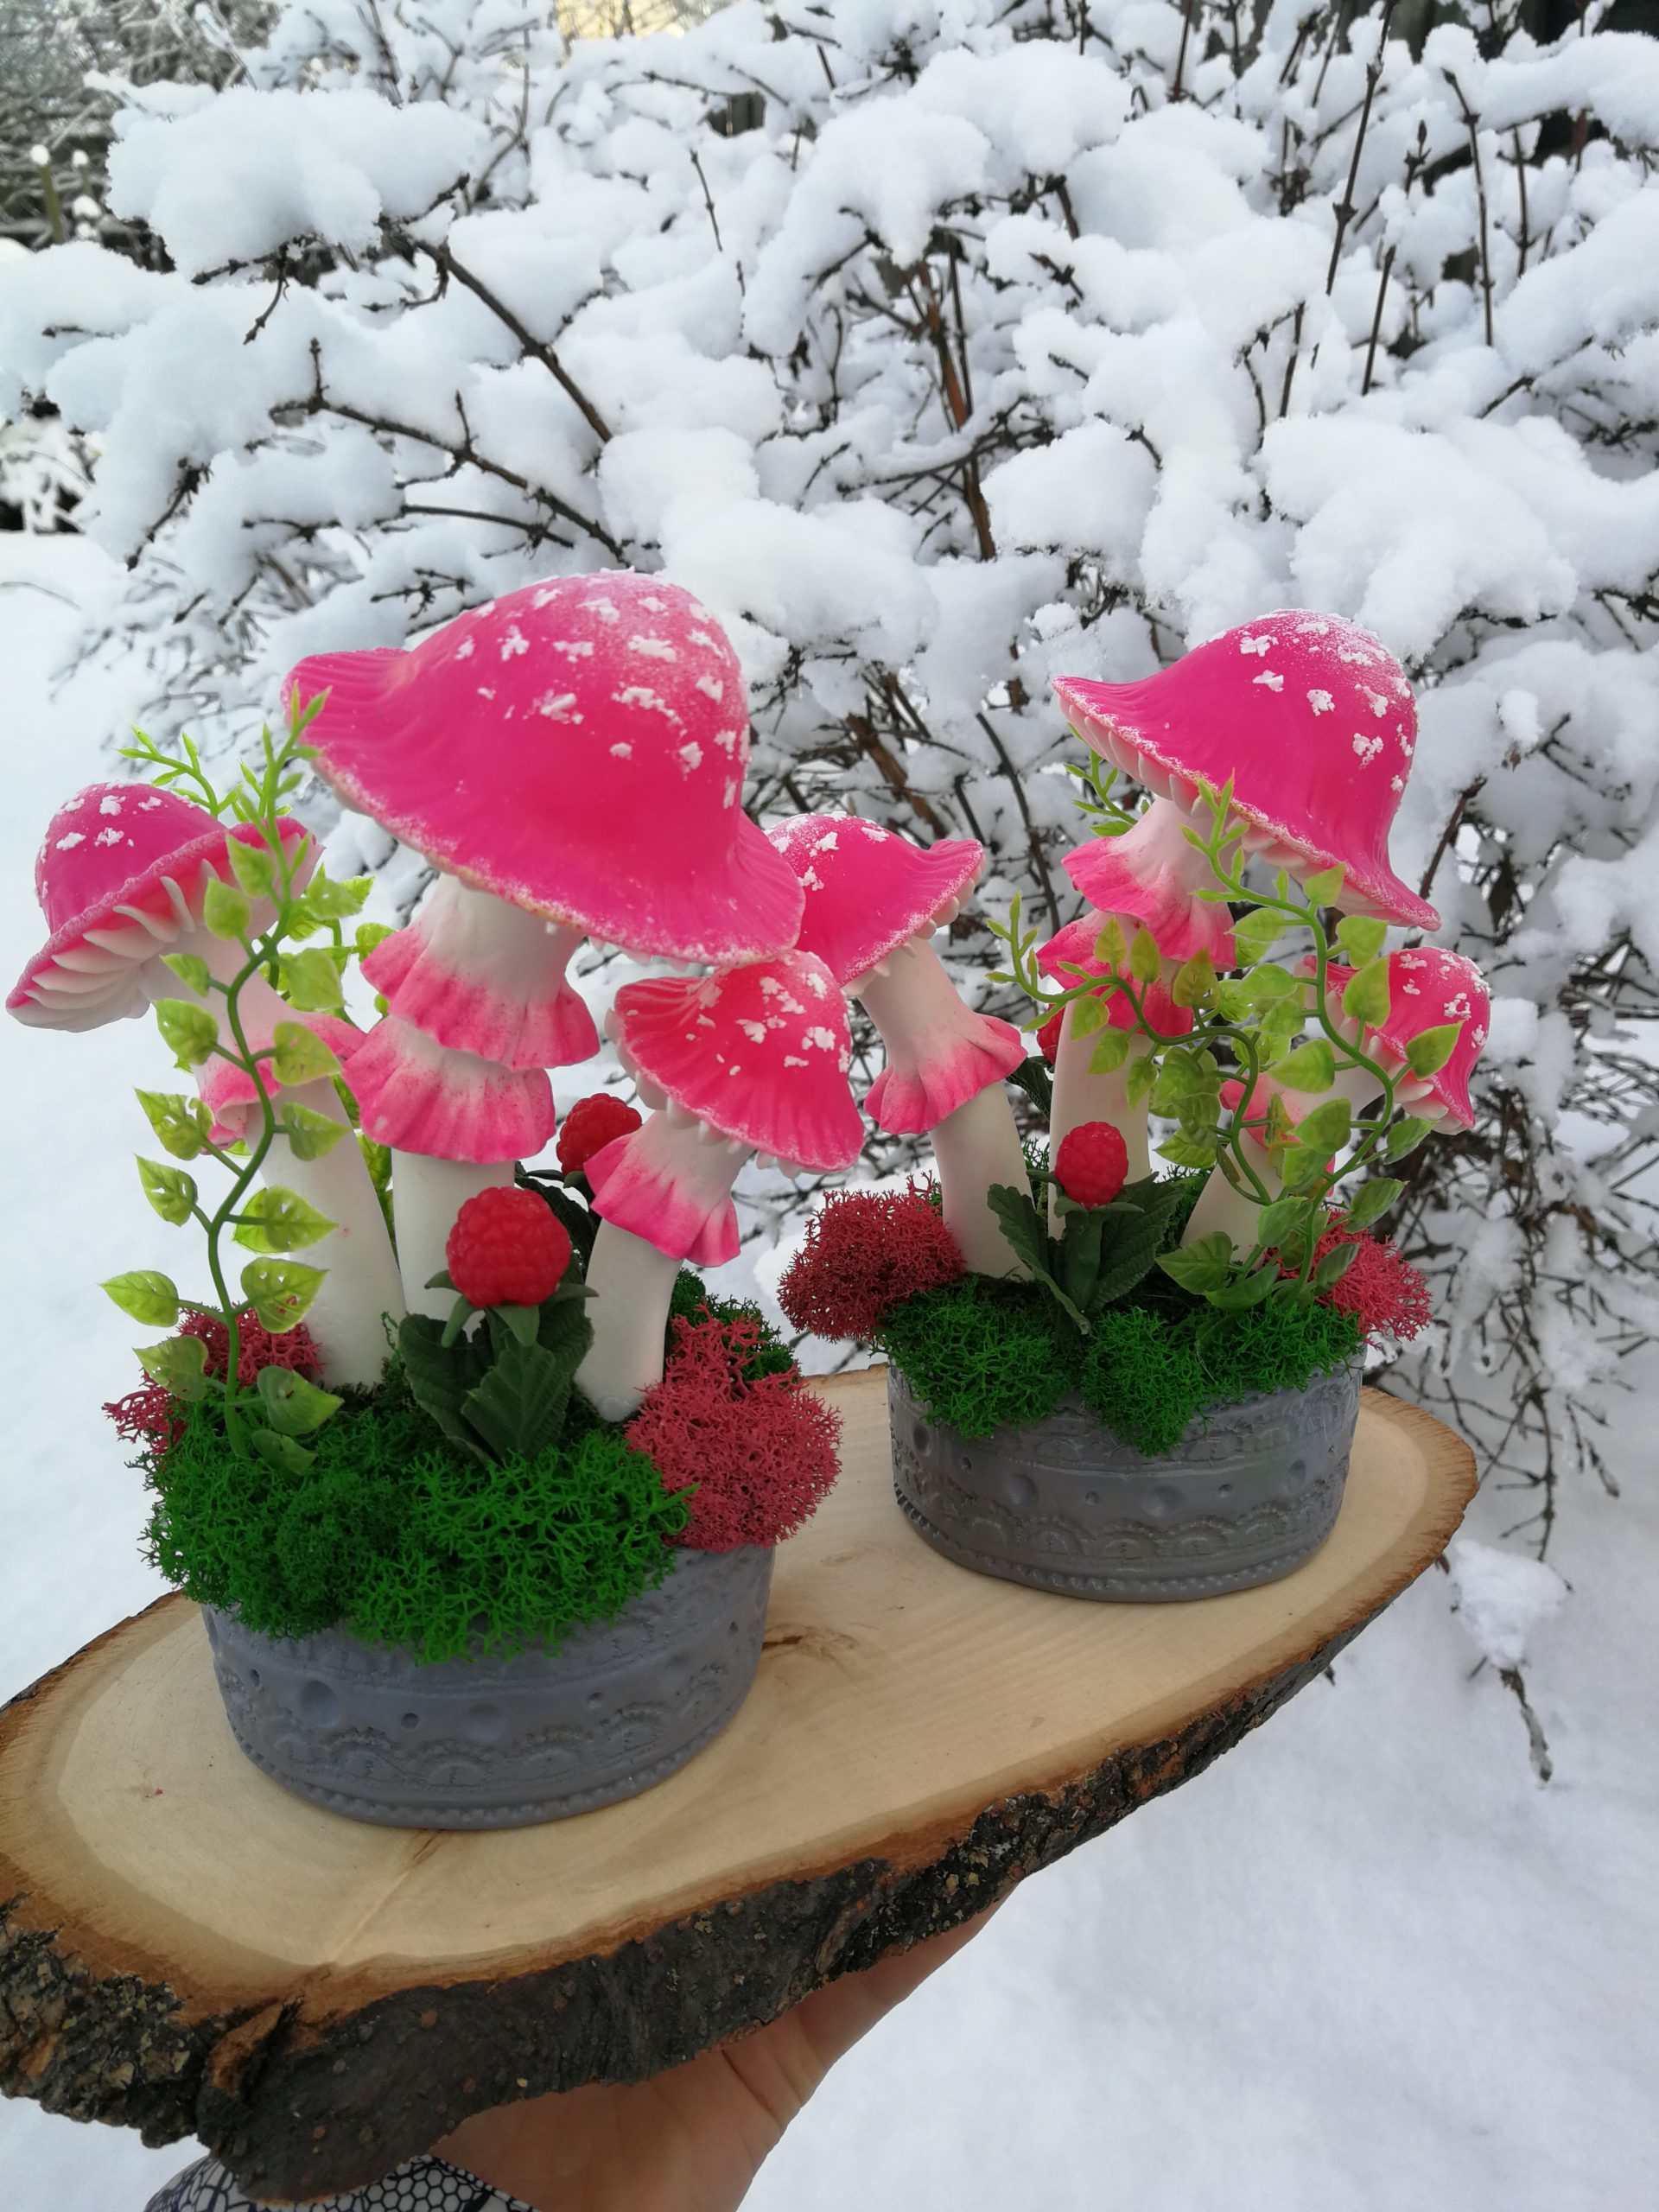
(1053, 1120), (1130, 1209)
(446, 1186), (572, 1308)
(1036, 1008), (1064, 1065)
(557, 1092), (643, 1177)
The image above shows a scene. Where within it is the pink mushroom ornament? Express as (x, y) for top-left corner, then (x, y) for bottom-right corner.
(285, 572), (804, 1319)
(766, 816), (1030, 1278)
(6, 783), (403, 1387)
(575, 952), (864, 1419)
(1184, 948), (1491, 1255)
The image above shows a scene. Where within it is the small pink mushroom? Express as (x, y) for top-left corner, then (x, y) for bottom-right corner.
(286, 574), (805, 1316)
(1185, 949), (1490, 1253)
(576, 951), (863, 1418)
(6, 783), (402, 1385)
(767, 815), (1029, 1277)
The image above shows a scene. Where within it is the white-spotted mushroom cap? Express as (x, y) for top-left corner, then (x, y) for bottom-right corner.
(766, 814), (984, 988)
(283, 575), (804, 967)
(603, 952), (864, 1170)
(1053, 612), (1440, 930)
(1313, 950), (1488, 1130)
(7, 783), (312, 1031)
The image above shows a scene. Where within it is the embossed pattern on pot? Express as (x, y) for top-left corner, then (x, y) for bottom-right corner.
(887, 1362), (1363, 1600)
(203, 1544), (773, 1828)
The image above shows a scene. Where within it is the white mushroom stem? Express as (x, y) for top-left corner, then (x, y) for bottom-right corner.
(396, 1159), (515, 1321)
(148, 950), (403, 1389)
(855, 938), (1031, 1279)
(369, 876), (597, 1069)
(575, 1114), (751, 1421)
(1180, 1058), (1435, 1255)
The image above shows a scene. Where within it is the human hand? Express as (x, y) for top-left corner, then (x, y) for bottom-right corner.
(433, 1908), (996, 2212)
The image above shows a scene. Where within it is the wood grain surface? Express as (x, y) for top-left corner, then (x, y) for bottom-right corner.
(0, 1368), (1476, 2199)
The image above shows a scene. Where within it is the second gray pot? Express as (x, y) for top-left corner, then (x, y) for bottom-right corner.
(203, 1542), (773, 1829)
(889, 1360), (1363, 1601)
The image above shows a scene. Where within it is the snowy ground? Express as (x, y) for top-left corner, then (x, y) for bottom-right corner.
(2, 536), (1654, 2210)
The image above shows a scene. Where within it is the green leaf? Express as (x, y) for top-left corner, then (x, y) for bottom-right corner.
(1128, 925), (1161, 984)
(986, 1185), (1089, 1332)
(1313, 1239), (1360, 1287)
(1274, 1038), (1337, 1092)
(154, 997), (219, 1069)
(1088, 1027), (1132, 1075)
(1206, 1265), (1280, 1313)
(1385, 1116), (1434, 1161)
(1170, 949), (1216, 1009)
(136, 1332), (209, 1401)
(493, 1302), (544, 1348)
(1255, 1195), (1313, 1250)
(1405, 1021), (1463, 1078)
(1157, 1233), (1236, 1295)
(1124, 1053), (1157, 1109)
(1069, 993), (1108, 1039)
(1335, 915), (1389, 966)
(201, 876), (252, 942)
(226, 836), (277, 901)
(277, 1100), (350, 1160)
(270, 1020), (342, 1084)
(1059, 1208), (1104, 1314)
(280, 947), (346, 1014)
(464, 1331), (572, 1463)
(1280, 1142), (1332, 1193)
(234, 1185), (336, 1253)
(1343, 1177), (1404, 1230)
(397, 1312), (493, 1465)
(137, 1156), (197, 1226)
(355, 921), (395, 961)
(1259, 1000), (1306, 1064)
(1156, 1128), (1218, 1169)
(1212, 978), (1255, 1023)
(1342, 959), (1391, 1029)
(291, 872), (371, 935)
(162, 952), (213, 997)
(1005, 1055), (1054, 1122)
(256, 1364), (343, 1436)
(1232, 907), (1284, 965)
(239, 1257), (327, 1332)
(136, 1089), (213, 1161)
(1294, 1097), (1353, 1154)
(102, 1270), (180, 1326)
(1303, 863), (1346, 906)
(1089, 1201), (1171, 1306)
(1093, 916), (1128, 969)
(1245, 963), (1302, 1006)
(251, 1427), (316, 1477)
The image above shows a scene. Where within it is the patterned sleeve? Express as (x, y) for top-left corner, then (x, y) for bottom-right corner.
(144, 2152), (535, 2211)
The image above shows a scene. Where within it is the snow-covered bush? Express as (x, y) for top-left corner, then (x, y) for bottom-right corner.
(0, 0), (1655, 1553)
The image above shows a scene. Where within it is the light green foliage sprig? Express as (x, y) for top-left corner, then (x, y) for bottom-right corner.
(990, 779), (1465, 1316)
(101, 692), (378, 1470)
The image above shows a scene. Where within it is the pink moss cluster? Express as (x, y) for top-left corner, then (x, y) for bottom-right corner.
(627, 1309), (842, 1550)
(776, 1183), (965, 1343)
(1307, 1229), (1433, 1342)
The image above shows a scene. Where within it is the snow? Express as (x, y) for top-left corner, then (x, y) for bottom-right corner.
(1447, 1539), (1570, 1671)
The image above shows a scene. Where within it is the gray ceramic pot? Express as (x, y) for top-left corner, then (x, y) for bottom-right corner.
(888, 1359), (1363, 1601)
(202, 1543), (773, 1829)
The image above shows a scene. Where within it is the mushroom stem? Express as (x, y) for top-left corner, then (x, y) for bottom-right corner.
(929, 1085), (1035, 1277)
(1065, 800), (1236, 965)
(365, 878), (598, 1069)
(575, 1113), (751, 1420)
(395, 1160), (515, 1320)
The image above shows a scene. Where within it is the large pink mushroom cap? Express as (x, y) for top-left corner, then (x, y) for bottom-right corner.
(7, 783), (311, 1030)
(284, 575), (804, 966)
(766, 815), (984, 987)
(1052, 612), (1440, 931)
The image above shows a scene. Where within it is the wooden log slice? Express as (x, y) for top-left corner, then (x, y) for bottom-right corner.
(0, 1370), (1474, 2201)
